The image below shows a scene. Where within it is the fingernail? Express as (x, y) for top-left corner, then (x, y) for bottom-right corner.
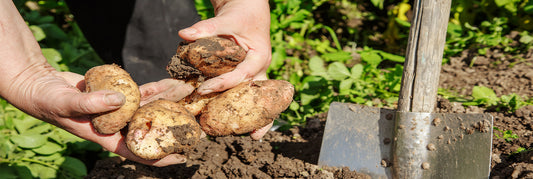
(197, 88), (213, 95)
(180, 28), (197, 36)
(104, 93), (125, 106)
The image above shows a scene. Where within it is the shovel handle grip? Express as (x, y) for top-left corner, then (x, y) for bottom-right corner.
(397, 0), (451, 113)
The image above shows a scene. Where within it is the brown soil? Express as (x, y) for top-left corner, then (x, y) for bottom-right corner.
(87, 48), (532, 178)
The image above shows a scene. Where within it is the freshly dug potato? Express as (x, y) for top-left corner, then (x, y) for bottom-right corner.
(126, 99), (202, 160)
(199, 80), (295, 136)
(177, 91), (220, 116)
(166, 36), (246, 81)
(85, 64), (140, 134)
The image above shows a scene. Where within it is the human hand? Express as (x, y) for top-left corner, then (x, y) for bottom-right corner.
(0, 0), (194, 167)
(179, 0), (272, 140)
(7, 68), (194, 167)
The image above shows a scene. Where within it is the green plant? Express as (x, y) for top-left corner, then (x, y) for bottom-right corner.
(0, 99), (99, 178)
(18, 0), (103, 74)
(462, 86), (531, 112)
(194, 0), (533, 126)
(493, 127), (519, 142)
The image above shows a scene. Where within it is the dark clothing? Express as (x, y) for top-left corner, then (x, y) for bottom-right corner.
(65, 0), (201, 84)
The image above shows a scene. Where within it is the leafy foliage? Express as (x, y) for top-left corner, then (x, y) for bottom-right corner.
(194, 0), (533, 126)
(0, 99), (97, 178)
(462, 86), (532, 112)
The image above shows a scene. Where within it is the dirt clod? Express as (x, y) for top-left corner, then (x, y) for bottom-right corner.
(426, 143), (436, 151)
(421, 162), (430, 170)
(432, 117), (442, 126)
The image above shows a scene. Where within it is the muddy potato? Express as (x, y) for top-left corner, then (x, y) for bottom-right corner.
(199, 80), (295, 136)
(178, 92), (220, 116)
(127, 99), (202, 160)
(166, 36), (246, 80)
(85, 64), (140, 134)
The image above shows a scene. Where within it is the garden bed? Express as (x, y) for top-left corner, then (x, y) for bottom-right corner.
(87, 48), (532, 178)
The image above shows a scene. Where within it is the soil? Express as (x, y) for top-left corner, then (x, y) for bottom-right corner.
(87, 47), (532, 178)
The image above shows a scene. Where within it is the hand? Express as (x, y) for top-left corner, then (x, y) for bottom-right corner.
(8, 68), (194, 167)
(0, 0), (194, 167)
(179, 0), (273, 140)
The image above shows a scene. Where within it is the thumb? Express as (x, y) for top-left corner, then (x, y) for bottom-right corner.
(179, 18), (232, 41)
(56, 90), (126, 117)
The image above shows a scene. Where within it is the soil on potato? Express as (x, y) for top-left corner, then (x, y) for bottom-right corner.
(87, 47), (532, 178)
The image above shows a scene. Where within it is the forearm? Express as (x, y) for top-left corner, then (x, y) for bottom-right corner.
(0, 1), (54, 101)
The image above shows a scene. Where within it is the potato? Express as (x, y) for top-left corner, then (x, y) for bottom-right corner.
(85, 64), (140, 134)
(199, 80), (295, 136)
(166, 36), (246, 81)
(178, 92), (220, 116)
(126, 99), (202, 160)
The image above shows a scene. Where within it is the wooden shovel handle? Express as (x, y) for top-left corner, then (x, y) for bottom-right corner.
(397, 0), (452, 113)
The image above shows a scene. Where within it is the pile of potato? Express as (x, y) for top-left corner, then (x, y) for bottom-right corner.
(85, 37), (294, 160)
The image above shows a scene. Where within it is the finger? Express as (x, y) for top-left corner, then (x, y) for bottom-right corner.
(100, 133), (187, 167)
(179, 17), (236, 41)
(151, 154), (188, 167)
(250, 122), (273, 140)
(139, 79), (194, 106)
(196, 50), (270, 95)
(52, 90), (125, 117)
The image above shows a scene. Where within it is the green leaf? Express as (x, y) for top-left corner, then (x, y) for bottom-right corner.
(525, 5), (533, 14)
(309, 56), (327, 77)
(14, 115), (42, 134)
(471, 86), (498, 106)
(0, 136), (15, 158)
(519, 31), (533, 44)
(327, 62), (350, 80)
(377, 51), (405, 63)
(447, 23), (463, 38)
(32, 142), (63, 155)
(370, 0), (384, 9)
(49, 128), (84, 144)
(33, 153), (63, 162)
(41, 48), (62, 71)
(360, 51), (382, 67)
(270, 45), (286, 71)
(59, 157), (87, 178)
(24, 123), (52, 135)
(395, 17), (411, 27)
(321, 51), (352, 62)
(350, 64), (364, 79)
(0, 164), (32, 179)
(38, 24), (68, 41)
(29, 25), (46, 41)
(280, 9), (311, 28)
(29, 163), (57, 179)
(10, 133), (47, 148)
(339, 79), (354, 95)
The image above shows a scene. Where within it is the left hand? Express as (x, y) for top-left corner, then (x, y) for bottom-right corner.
(61, 73), (195, 167)
(178, 0), (272, 140)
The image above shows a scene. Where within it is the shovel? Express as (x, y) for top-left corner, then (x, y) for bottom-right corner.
(317, 0), (493, 178)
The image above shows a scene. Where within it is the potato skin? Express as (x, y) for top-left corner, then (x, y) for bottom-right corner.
(178, 91), (220, 116)
(199, 80), (295, 136)
(85, 64), (140, 134)
(127, 100), (202, 160)
(167, 37), (246, 80)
